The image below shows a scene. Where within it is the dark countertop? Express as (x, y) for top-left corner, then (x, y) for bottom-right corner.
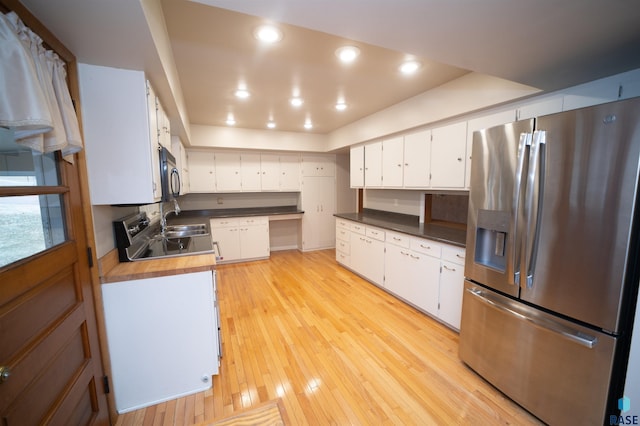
(334, 209), (467, 247)
(170, 206), (304, 222)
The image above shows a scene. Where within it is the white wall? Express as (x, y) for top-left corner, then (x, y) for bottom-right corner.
(335, 152), (356, 214)
(190, 125), (327, 152)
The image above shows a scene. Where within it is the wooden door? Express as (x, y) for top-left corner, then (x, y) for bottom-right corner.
(0, 1), (109, 424)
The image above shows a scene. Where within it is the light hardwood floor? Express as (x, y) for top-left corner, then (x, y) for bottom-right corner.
(115, 249), (542, 425)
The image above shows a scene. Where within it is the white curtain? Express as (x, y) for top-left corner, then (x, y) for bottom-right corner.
(0, 11), (83, 161)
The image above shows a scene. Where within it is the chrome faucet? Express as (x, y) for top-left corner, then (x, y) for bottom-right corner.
(160, 198), (181, 233)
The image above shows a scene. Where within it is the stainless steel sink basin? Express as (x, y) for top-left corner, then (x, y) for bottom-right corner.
(162, 223), (209, 239)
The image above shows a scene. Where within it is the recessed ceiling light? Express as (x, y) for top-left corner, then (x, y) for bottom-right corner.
(254, 25), (283, 43)
(235, 89), (250, 99)
(290, 97), (304, 107)
(304, 121), (313, 130)
(335, 46), (360, 63)
(267, 121), (276, 129)
(226, 117), (236, 126)
(399, 60), (422, 75)
(335, 102), (347, 111)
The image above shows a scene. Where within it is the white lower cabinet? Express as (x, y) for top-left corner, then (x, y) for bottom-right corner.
(210, 216), (269, 263)
(336, 218), (466, 330)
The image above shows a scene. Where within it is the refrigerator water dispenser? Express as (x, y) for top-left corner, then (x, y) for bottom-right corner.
(474, 210), (510, 272)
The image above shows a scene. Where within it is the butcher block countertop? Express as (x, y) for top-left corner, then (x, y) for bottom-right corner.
(99, 249), (216, 284)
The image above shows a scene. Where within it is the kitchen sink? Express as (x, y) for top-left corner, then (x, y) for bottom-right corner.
(163, 224), (209, 238)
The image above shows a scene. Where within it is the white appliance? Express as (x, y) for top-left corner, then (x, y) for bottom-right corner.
(102, 270), (219, 413)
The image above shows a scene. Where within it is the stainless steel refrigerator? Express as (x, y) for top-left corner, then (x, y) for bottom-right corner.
(460, 96), (640, 425)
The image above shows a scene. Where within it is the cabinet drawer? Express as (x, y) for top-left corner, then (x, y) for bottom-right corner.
(350, 222), (366, 235)
(336, 251), (350, 266)
(210, 218), (239, 227)
(366, 227), (385, 241)
(385, 230), (410, 248)
(239, 216), (268, 226)
(335, 219), (351, 229)
(336, 227), (350, 242)
(336, 239), (350, 254)
(442, 245), (466, 265)
(411, 238), (442, 258)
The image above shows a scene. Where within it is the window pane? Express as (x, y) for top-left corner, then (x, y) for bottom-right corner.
(0, 195), (67, 267)
(0, 128), (60, 186)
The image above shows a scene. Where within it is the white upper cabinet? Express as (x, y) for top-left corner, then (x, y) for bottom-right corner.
(278, 153), (301, 191)
(240, 153), (261, 191)
(381, 137), (404, 188)
(562, 77), (620, 111)
(350, 145), (365, 188)
(78, 64), (163, 205)
(260, 153), (281, 191)
(214, 152), (242, 192)
(188, 151), (216, 192)
(403, 130), (430, 188)
(430, 121), (467, 189)
(364, 141), (383, 187)
(301, 154), (335, 177)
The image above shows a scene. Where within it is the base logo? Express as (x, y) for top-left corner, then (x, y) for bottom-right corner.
(610, 397), (638, 425)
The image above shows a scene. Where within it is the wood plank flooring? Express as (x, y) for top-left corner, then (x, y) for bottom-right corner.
(115, 249), (543, 425)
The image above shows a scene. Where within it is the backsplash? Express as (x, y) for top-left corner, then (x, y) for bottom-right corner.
(177, 192), (300, 211)
(430, 194), (469, 225)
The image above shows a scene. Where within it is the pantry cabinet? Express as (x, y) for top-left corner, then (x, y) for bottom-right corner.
(210, 216), (269, 263)
(79, 64), (164, 205)
(301, 175), (335, 250)
(301, 154), (335, 177)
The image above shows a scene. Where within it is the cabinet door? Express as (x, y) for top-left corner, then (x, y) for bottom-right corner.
(240, 153), (262, 191)
(279, 154), (301, 191)
(211, 226), (241, 261)
(382, 137), (404, 187)
(259, 154), (280, 191)
(240, 223), (270, 259)
(215, 152), (242, 191)
(364, 141), (382, 187)
(516, 96), (564, 121)
(430, 121), (467, 188)
(438, 260), (464, 329)
(301, 176), (335, 250)
(187, 151), (216, 192)
(403, 130), (430, 188)
(350, 145), (365, 188)
(301, 155), (335, 177)
(146, 83), (163, 201)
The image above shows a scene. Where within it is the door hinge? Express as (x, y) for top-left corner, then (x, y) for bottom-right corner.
(103, 376), (110, 394)
(87, 247), (94, 268)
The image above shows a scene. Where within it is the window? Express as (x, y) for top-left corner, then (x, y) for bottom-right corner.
(0, 128), (67, 267)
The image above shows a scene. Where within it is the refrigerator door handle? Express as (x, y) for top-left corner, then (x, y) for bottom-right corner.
(511, 132), (532, 285)
(466, 287), (598, 349)
(523, 130), (546, 289)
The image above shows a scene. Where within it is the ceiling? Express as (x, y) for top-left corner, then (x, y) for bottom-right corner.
(17, 0), (640, 136)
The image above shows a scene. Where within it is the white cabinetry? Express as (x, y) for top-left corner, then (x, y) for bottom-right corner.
(516, 96), (564, 121)
(438, 245), (466, 329)
(382, 137), (404, 187)
(403, 130), (430, 188)
(364, 141), (383, 187)
(239, 153), (262, 191)
(214, 152), (242, 192)
(430, 121), (467, 188)
(349, 223), (385, 285)
(301, 154), (335, 177)
(78, 64), (163, 205)
(335, 219), (351, 266)
(301, 176), (335, 251)
(101, 271), (218, 413)
(188, 151), (216, 192)
(210, 217), (269, 263)
(350, 145), (365, 188)
(261, 153), (301, 191)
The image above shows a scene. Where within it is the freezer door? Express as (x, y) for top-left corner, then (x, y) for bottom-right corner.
(465, 119), (533, 297)
(522, 97), (640, 332)
(459, 281), (617, 425)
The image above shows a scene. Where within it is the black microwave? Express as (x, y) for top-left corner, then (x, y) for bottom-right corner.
(159, 146), (181, 201)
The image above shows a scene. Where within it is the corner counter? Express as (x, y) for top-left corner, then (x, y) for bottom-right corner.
(334, 209), (466, 247)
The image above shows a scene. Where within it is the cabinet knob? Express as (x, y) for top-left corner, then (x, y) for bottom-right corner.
(457, 157), (463, 162)
(0, 366), (10, 384)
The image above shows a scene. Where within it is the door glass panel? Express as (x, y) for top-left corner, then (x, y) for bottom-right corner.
(0, 129), (67, 267)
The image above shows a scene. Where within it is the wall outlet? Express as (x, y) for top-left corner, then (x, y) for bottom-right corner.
(217, 197), (224, 205)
